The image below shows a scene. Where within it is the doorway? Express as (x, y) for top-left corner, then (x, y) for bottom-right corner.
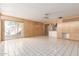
(45, 24), (49, 36)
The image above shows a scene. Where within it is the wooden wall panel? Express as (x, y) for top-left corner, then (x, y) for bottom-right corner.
(63, 18), (79, 22)
(57, 24), (63, 39)
(57, 21), (79, 40)
(24, 21), (44, 37)
(24, 21), (34, 37)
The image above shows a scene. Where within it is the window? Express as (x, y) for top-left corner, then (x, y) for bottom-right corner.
(4, 21), (24, 40)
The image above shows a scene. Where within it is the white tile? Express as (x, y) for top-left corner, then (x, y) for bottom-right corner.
(0, 36), (79, 56)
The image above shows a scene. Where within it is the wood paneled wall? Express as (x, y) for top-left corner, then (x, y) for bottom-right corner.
(24, 20), (45, 37)
(0, 14), (45, 41)
(57, 18), (79, 40)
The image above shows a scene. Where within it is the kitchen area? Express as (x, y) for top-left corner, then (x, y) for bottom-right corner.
(45, 23), (57, 38)
(44, 19), (70, 39)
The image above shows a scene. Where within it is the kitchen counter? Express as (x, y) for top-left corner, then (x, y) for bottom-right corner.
(48, 31), (57, 37)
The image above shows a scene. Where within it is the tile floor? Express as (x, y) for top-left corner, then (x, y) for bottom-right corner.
(0, 36), (79, 56)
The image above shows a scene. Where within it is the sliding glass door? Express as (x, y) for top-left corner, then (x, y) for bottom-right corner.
(4, 21), (24, 40)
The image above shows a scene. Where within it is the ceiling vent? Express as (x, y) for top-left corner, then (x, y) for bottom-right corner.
(44, 13), (50, 19)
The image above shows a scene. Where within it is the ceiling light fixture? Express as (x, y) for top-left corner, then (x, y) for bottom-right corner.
(58, 17), (63, 19)
(44, 13), (50, 19)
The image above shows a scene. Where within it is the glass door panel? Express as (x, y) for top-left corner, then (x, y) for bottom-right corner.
(4, 21), (24, 40)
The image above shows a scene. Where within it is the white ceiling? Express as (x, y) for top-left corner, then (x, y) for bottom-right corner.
(1, 3), (79, 22)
